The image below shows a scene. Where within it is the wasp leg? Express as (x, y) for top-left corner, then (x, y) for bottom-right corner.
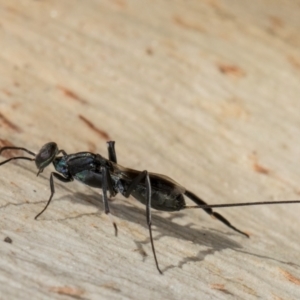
(107, 141), (117, 163)
(35, 172), (73, 219)
(101, 166), (118, 236)
(124, 170), (163, 274)
(184, 190), (249, 238)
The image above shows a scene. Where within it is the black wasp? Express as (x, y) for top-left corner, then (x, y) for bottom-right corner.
(1, 141), (299, 274)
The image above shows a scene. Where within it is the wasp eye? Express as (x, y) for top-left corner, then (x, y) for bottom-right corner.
(35, 142), (58, 169)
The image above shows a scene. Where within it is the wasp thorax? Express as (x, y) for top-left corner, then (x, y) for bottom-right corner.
(35, 142), (59, 169)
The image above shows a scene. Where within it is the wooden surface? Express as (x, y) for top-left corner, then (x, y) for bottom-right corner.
(1, 0), (300, 299)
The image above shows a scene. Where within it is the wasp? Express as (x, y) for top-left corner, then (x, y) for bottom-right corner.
(1, 141), (299, 274)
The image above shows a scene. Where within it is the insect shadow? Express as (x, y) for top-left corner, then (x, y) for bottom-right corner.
(53, 190), (244, 272)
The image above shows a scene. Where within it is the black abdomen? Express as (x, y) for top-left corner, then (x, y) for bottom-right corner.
(129, 186), (186, 211)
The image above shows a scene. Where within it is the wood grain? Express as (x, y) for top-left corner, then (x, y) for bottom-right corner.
(1, 0), (300, 299)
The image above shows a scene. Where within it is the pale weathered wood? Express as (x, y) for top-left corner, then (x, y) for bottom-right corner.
(1, 0), (300, 299)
